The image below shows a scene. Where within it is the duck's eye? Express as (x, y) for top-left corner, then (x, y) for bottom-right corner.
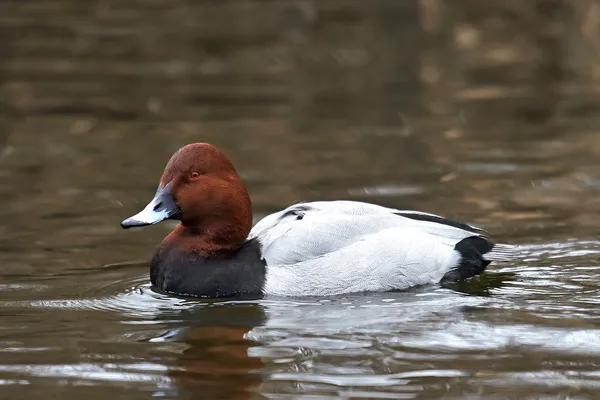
(190, 171), (200, 179)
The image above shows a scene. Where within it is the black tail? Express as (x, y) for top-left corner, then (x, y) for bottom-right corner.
(442, 236), (495, 283)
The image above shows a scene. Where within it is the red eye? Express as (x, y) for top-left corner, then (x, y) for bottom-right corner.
(190, 171), (200, 179)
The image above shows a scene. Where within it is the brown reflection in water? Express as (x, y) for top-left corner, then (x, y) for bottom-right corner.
(160, 304), (266, 400)
(170, 325), (263, 400)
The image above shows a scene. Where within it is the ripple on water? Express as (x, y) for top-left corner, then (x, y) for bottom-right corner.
(489, 240), (600, 321)
(242, 248), (600, 397)
(22, 281), (193, 320)
(0, 270), (193, 322)
(2, 239), (600, 398)
(0, 362), (172, 386)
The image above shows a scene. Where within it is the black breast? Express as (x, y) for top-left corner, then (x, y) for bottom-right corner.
(149, 238), (266, 299)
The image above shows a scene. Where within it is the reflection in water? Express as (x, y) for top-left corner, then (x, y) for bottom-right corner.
(151, 303), (267, 400)
(3, 0), (600, 399)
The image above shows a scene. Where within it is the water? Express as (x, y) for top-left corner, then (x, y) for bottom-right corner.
(3, 1), (600, 399)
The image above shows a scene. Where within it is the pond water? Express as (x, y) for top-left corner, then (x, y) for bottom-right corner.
(2, 1), (600, 399)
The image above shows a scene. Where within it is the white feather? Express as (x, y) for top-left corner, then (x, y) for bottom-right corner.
(249, 200), (516, 296)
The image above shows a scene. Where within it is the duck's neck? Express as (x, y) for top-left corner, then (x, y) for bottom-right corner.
(162, 223), (249, 258)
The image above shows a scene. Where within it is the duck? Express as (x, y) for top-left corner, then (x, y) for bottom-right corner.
(121, 142), (517, 298)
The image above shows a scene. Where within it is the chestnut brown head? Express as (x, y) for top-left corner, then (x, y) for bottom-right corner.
(121, 143), (253, 252)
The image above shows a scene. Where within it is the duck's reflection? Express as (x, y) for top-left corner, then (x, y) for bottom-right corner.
(142, 271), (515, 399)
(150, 299), (267, 400)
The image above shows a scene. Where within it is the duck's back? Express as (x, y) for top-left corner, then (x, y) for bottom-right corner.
(250, 200), (516, 296)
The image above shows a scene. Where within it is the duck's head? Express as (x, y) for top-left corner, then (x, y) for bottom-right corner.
(121, 143), (253, 253)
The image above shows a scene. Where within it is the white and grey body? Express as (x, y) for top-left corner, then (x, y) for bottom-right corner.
(249, 200), (516, 297)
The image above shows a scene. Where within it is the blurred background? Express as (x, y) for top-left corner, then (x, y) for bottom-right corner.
(2, 1), (600, 399)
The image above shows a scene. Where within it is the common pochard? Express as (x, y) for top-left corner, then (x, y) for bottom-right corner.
(121, 143), (517, 298)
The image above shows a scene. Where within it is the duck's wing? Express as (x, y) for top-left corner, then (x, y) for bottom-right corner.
(262, 226), (470, 297)
(249, 200), (516, 268)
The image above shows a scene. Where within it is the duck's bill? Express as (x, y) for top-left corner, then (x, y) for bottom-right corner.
(121, 183), (180, 229)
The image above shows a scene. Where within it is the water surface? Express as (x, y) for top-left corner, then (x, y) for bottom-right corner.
(2, 1), (600, 399)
